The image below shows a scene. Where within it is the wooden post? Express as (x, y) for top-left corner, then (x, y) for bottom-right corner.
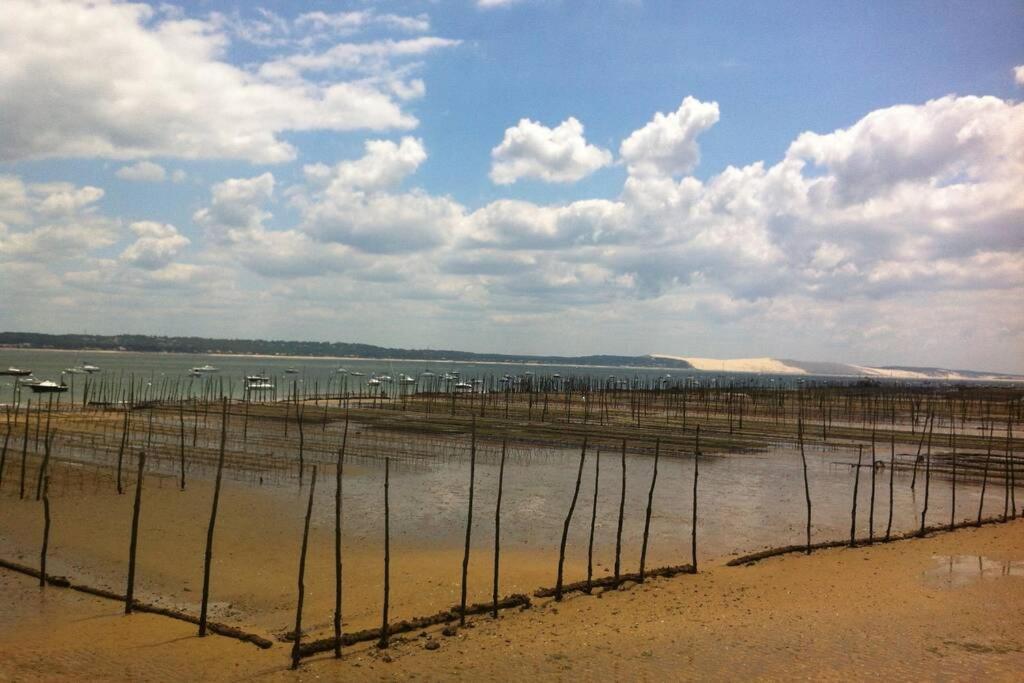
(125, 451), (147, 614)
(910, 412), (930, 490)
(868, 429), (876, 543)
(19, 400), (30, 499)
(0, 405), (12, 490)
(692, 425), (701, 568)
(850, 445), (863, 547)
(459, 421), (477, 626)
(977, 422), (994, 525)
(116, 408), (128, 495)
(638, 439), (660, 582)
(199, 399), (229, 636)
(885, 428), (895, 540)
(35, 430), (55, 501)
(492, 438), (507, 617)
(919, 417), (933, 535)
(291, 465), (318, 670)
(949, 412), (957, 530)
(585, 448), (600, 594)
(378, 458), (391, 649)
(614, 439), (626, 583)
(334, 417), (348, 658)
(798, 420), (812, 554)
(40, 474), (51, 587)
(178, 400), (186, 491)
(555, 438), (587, 601)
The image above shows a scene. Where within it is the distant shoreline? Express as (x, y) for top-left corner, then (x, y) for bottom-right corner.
(0, 346), (690, 373)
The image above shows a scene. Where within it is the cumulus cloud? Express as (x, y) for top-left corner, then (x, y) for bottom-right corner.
(116, 161), (167, 183)
(0, 1), (455, 163)
(490, 118), (613, 184)
(193, 173), (275, 241)
(120, 222), (190, 269)
(304, 137), (427, 191)
(0, 176), (117, 262)
(620, 96), (720, 177)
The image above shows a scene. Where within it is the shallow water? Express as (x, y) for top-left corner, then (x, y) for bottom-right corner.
(921, 555), (1024, 589)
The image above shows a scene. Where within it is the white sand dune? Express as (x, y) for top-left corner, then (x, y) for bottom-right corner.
(651, 355), (807, 374)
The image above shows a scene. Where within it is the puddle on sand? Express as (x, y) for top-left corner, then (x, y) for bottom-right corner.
(922, 555), (1024, 589)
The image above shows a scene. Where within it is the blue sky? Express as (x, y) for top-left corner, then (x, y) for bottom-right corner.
(1, 1), (1023, 371)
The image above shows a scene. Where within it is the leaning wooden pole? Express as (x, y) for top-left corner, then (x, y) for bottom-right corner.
(868, 429), (876, 543)
(116, 407), (128, 495)
(199, 399), (229, 636)
(19, 400), (30, 499)
(291, 465), (318, 670)
(614, 439), (626, 583)
(125, 451), (147, 614)
(885, 428), (896, 540)
(378, 458), (391, 649)
(638, 439), (660, 582)
(849, 445), (863, 547)
(797, 420), (811, 554)
(334, 417), (348, 658)
(585, 448), (600, 594)
(555, 438), (587, 601)
(692, 425), (701, 568)
(919, 417), (934, 535)
(492, 437), (507, 617)
(459, 421), (477, 626)
(40, 474), (51, 587)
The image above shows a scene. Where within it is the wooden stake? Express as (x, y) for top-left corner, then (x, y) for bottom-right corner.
(492, 438), (507, 617)
(40, 474), (51, 587)
(291, 465), (318, 670)
(614, 439), (626, 583)
(460, 421), (477, 625)
(850, 445), (863, 547)
(199, 399), (228, 636)
(378, 458), (391, 649)
(692, 425), (701, 569)
(125, 451), (147, 614)
(334, 416), (348, 658)
(638, 439), (660, 582)
(585, 448), (600, 594)
(885, 428), (895, 540)
(919, 417), (933, 535)
(555, 438), (587, 601)
(797, 420), (811, 554)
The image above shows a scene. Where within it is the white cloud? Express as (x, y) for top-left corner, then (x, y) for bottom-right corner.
(304, 137), (427, 192)
(193, 173), (275, 241)
(116, 161), (167, 183)
(296, 11), (431, 36)
(620, 96), (720, 177)
(0, 0), (451, 163)
(120, 221), (190, 269)
(477, 0), (523, 7)
(1016, 65), (1024, 86)
(490, 117), (613, 184)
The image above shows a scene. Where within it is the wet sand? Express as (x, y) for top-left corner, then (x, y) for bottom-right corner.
(1, 518), (1021, 680)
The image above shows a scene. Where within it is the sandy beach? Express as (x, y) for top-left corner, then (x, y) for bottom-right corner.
(1, 516), (1021, 681)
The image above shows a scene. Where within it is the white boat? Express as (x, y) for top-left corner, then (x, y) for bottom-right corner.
(81, 364), (100, 373)
(337, 368), (348, 374)
(377, 375), (393, 383)
(1, 367), (33, 376)
(191, 365), (218, 373)
(398, 374), (416, 384)
(367, 378), (381, 386)
(29, 380), (68, 394)
(453, 381), (473, 392)
(349, 371), (365, 377)
(245, 381), (275, 391)
(284, 368), (299, 374)
(420, 370), (435, 377)
(64, 367), (89, 374)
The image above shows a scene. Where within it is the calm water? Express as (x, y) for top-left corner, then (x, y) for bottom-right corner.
(1, 348), (880, 406)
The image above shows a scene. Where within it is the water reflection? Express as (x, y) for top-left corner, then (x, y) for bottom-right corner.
(922, 555), (1024, 589)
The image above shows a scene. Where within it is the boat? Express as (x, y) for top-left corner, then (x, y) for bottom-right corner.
(453, 381), (473, 392)
(398, 374), (417, 384)
(246, 375), (270, 382)
(81, 363), (100, 373)
(420, 370), (435, 377)
(337, 368), (348, 374)
(1, 367), (33, 376)
(349, 371), (365, 377)
(17, 376), (39, 384)
(377, 374), (393, 383)
(245, 381), (275, 391)
(190, 365), (218, 373)
(28, 380), (68, 394)
(64, 367), (89, 374)
(367, 378), (381, 386)
(284, 368), (299, 374)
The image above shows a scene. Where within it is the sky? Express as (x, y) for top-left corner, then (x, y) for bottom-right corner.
(0, 0), (1022, 372)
